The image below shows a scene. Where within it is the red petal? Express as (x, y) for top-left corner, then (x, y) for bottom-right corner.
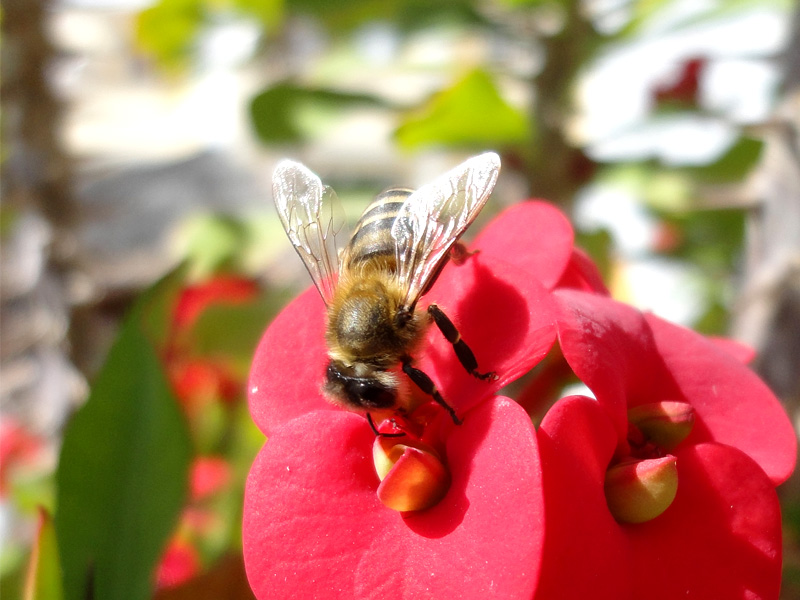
(645, 314), (797, 485)
(472, 201), (574, 289)
(536, 395), (631, 600)
(243, 398), (544, 600)
(555, 247), (610, 294)
(554, 290), (657, 441)
(156, 538), (201, 590)
(628, 443), (782, 600)
(419, 253), (558, 413)
(190, 456), (231, 501)
(706, 336), (756, 364)
(247, 287), (334, 435)
(173, 275), (258, 331)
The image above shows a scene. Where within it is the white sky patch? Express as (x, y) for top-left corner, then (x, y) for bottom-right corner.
(575, 185), (658, 255)
(576, 6), (788, 161)
(560, 382), (596, 400)
(624, 258), (708, 325)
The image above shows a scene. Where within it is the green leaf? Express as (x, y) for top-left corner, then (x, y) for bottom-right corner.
(139, 265), (193, 350)
(24, 509), (64, 600)
(249, 82), (386, 144)
(395, 69), (530, 150)
(495, 0), (551, 7)
(174, 214), (251, 279)
(232, 0), (284, 31)
(286, 0), (482, 32)
(190, 296), (280, 364)
(55, 277), (192, 600)
(685, 136), (764, 182)
(135, 0), (204, 70)
(135, 0), (285, 70)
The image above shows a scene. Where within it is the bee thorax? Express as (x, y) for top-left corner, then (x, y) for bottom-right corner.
(336, 295), (392, 349)
(327, 278), (423, 363)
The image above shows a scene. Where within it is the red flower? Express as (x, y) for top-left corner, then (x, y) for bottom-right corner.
(243, 202), (573, 598)
(167, 358), (241, 413)
(190, 456), (232, 502)
(243, 199), (795, 599)
(0, 418), (47, 498)
(172, 275), (259, 332)
(163, 274), (258, 413)
(244, 398), (544, 599)
(532, 290), (796, 599)
(155, 537), (202, 590)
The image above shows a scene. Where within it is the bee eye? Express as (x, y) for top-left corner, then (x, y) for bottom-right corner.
(351, 381), (395, 409)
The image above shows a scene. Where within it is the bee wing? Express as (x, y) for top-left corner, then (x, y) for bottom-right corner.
(272, 160), (346, 306)
(392, 152), (500, 308)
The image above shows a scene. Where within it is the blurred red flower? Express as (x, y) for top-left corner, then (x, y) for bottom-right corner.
(155, 537), (202, 590)
(173, 276), (259, 332)
(652, 57), (707, 109)
(0, 418), (47, 497)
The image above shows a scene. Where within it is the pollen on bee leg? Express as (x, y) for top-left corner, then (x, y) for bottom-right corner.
(373, 435), (450, 512)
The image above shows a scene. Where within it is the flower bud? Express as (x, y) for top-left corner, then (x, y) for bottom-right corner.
(627, 401), (695, 451)
(373, 437), (450, 512)
(604, 456), (678, 524)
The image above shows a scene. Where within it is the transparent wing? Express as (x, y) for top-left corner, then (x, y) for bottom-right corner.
(272, 160), (346, 305)
(392, 152), (500, 308)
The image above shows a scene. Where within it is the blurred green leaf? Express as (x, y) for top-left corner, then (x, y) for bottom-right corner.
(250, 82), (386, 144)
(685, 136), (764, 182)
(136, 0), (204, 70)
(656, 207), (745, 334)
(574, 228), (614, 282)
(232, 0), (284, 30)
(136, 0), (282, 69)
(659, 208), (745, 270)
(286, 0), (482, 32)
(24, 509), (64, 600)
(395, 69), (529, 150)
(55, 275), (192, 600)
(0, 205), (20, 239)
(139, 265), (193, 350)
(495, 0), (551, 7)
(175, 214), (250, 279)
(189, 294), (284, 367)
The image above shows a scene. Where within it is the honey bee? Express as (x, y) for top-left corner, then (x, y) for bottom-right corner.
(272, 152), (500, 429)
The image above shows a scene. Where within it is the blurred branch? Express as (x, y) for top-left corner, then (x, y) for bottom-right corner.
(528, 0), (600, 210)
(731, 3), (800, 409)
(0, 0), (85, 432)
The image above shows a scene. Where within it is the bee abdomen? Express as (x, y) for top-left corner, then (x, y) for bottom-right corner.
(344, 188), (411, 268)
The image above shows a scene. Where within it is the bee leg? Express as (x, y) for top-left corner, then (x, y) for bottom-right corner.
(449, 242), (478, 266)
(367, 413), (406, 438)
(427, 304), (498, 381)
(401, 357), (462, 425)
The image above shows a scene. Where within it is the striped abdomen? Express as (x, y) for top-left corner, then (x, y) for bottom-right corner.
(343, 188), (411, 271)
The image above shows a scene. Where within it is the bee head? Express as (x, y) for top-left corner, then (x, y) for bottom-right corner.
(324, 361), (397, 410)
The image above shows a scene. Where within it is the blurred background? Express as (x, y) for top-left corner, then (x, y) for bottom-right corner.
(2, 0), (799, 598)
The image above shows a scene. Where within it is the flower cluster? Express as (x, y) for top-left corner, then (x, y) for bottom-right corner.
(156, 275), (257, 589)
(243, 202), (795, 599)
